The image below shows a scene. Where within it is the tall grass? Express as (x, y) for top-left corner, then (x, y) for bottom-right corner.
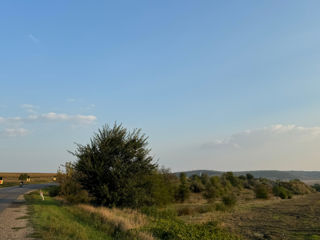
(78, 204), (154, 240)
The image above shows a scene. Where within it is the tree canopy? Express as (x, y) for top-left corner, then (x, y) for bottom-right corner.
(72, 123), (158, 207)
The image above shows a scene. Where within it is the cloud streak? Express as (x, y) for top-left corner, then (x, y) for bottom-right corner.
(201, 124), (320, 150)
(21, 104), (38, 113)
(28, 34), (40, 44)
(0, 128), (29, 137)
(0, 112), (97, 125)
(169, 124), (320, 171)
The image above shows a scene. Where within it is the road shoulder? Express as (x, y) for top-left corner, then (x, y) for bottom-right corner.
(0, 194), (34, 240)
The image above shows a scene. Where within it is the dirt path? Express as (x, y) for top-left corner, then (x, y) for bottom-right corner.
(220, 193), (320, 240)
(0, 195), (34, 240)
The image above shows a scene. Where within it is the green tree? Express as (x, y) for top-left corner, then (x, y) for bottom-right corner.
(246, 173), (254, 180)
(18, 173), (28, 181)
(175, 173), (190, 202)
(72, 123), (157, 208)
(189, 175), (205, 193)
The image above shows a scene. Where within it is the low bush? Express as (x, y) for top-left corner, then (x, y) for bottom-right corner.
(48, 185), (61, 197)
(255, 184), (269, 199)
(312, 184), (320, 192)
(222, 194), (237, 207)
(272, 185), (292, 199)
(57, 162), (90, 204)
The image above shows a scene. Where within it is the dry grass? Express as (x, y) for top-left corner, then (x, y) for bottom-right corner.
(78, 204), (155, 240)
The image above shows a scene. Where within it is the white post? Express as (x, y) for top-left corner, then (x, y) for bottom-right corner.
(40, 190), (44, 201)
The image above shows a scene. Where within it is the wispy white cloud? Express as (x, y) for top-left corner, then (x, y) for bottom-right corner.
(0, 112), (97, 125)
(202, 124), (320, 150)
(66, 98), (76, 102)
(41, 112), (97, 124)
(28, 34), (40, 44)
(193, 124), (320, 170)
(21, 104), (38, 113)
(0, 128), (29, 137)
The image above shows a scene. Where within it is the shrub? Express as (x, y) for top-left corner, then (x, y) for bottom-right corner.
(223, 172), (241, 188)
(48, 185), (61, 197)
(57, 162), (90, 204)
(143, 168), (178, 206)
(73, 123), (158, 208)
(255, 184), (269, 199)
(312, 184), (320, 192)
(246, 173), (254, 180)
(238, 175), (246, 180)
(222, 194), (237, 207)
(189, 176), (205, 193)
(18, 173), (28, 181)
(272, 185), (292, 199)
(203, 185), (220, 200)
(203, 176), (224, 200)
(175, 173), (190, 202)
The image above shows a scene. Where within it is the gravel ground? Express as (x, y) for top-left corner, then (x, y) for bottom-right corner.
(0, 195), (34, 240)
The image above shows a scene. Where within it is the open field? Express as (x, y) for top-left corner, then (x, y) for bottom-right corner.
(175, 192), (320, 240)
(0, 173), (56, 188)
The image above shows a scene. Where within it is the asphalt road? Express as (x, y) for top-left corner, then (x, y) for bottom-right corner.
(0, 183), (55, 213)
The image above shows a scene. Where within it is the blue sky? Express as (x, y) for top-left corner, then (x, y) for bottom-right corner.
(1, 1), (320, 172)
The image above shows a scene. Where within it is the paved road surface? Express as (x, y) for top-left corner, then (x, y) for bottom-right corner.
(0, 183), (55, 213)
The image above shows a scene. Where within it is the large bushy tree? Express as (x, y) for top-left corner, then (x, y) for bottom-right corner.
(72, 123), (157, 207)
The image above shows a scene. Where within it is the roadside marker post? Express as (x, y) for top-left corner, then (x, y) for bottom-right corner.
(40, 190), (45, 200)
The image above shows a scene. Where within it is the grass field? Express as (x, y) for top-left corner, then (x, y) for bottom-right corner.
(0, 172), (56, 187)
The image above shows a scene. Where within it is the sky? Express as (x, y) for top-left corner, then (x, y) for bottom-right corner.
(1, 1), (320, 172)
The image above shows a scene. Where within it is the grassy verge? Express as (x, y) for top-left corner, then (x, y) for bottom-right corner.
(25, 190), (112, 240)
(25, 188), (241, 240)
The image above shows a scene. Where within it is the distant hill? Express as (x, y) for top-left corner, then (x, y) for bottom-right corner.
(176, 170), (320, 181)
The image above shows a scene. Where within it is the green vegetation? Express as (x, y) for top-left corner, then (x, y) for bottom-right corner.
(175, 173), (190, 202)
(312, 184), (320, 192)
(25, 123), (318, 240)
(18, 173), (29, 181)
(26, 187), (241, 240)
(254, 184), (270, 199)
(71, 123), (175, 208)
